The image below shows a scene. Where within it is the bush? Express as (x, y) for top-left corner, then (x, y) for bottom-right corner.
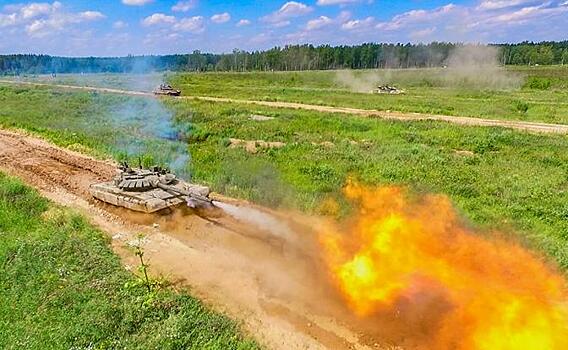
(524, 77), (552, 90)
(514, 100), (529, 114)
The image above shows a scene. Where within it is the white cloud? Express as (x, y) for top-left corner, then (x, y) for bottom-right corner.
(342, 16), (375, 30)
(172, 0), (197, 12)
(368, 1), (568, 43)
(410, 26), (437, 40)
(211, 12), (231, 24)
(79, 11), (105, 21)
(173, 16), (205, 33)
(475, 2), (568, 26)
(283, 11), (351, 45)
(0, 2), (105, 38)
(0, 13), (18, 27)
(316, 0), (360, 5)
(141, 13), (205, 35)
(142, 13), (176, 26)
(376, 4), (457, 31)
(25, 10), (105, 38)
(476, 0), (534, 10)
(122, 0), (154, 6)
(21, 1), (60, 19)
(249, 32), (273, 45)
(236, 19), (251, 27)
(113, 20), (128, 29)
(261, 1), (313, 27)
(306, 15), (332, 30)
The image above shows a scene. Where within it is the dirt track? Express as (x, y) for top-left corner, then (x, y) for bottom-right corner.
(2, 79), (567, 134)
(0, 129), (407, 350)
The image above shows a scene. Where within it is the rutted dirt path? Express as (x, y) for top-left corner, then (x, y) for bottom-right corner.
(0, 129), (396, 350)
(2, 79), (567, 134)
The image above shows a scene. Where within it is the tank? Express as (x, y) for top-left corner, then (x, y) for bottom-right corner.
(90, 163), (212, 213)
(153, 84), (181, 96)
(372, 85), (405, 94)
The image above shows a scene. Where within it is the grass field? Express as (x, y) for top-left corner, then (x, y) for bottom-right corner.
(6, 66), (568, 124)
(0, 172), (259, 349)
(0, 81), (567, 272)
(168, 66), (568, 124)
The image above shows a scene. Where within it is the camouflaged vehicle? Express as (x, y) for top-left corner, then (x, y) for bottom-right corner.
(153, 84), (181, 96)
(372, 85), (405, 94)
(90, 163), (212, 213)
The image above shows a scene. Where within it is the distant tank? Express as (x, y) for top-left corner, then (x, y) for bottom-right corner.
(153, 84), (181, 96)
(90, 163), (212, 213)
(372, 85), (405, 94)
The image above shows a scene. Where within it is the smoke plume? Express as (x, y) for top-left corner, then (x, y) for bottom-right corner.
(442, 45), (522, 90)
(335, 70), (385, 93)
(108, 94), (192, 179)
(83, 60), (193, 179)
(213, 201), (295, 242)
(335, 44), (522, 92)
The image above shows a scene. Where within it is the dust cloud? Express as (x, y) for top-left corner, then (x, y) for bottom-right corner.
(335, 70), (385, 93)
(442, 45), (522, 90)
(335, 44), (522, 92)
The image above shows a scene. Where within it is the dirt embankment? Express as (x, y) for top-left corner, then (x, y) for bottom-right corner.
(0, 129), (406, 350)
(1, 79), (567, 134)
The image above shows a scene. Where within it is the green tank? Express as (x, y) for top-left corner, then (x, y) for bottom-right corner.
(90, 163), (212, 213)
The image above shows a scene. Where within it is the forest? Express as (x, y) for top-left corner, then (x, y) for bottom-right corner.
(1, 41), (567, 74)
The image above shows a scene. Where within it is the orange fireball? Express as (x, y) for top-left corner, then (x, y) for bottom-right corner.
(319, 182), (568, 350)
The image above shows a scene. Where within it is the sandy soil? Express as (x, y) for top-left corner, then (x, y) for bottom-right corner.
(0, 129), (408, 350)
(229, 138), (286, 153)
(1, 79), (567, 134)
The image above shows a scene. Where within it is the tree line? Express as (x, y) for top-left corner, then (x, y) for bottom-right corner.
(1, 41), (567, 74)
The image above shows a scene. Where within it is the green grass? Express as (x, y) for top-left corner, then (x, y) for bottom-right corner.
(7, 66), (568, 124)
(167, 67), (568, 124)
(0, 79), (567, 274)
(0, 85), (194, 177)
(0, 172), (260, 349)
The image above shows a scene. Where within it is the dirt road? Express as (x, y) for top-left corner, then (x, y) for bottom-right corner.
(1, 129), (412, 350)
(2, 79), (567, 134)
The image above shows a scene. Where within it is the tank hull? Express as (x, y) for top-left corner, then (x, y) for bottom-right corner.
(90, 182), (186, 213)
(153, 90), (181, 96)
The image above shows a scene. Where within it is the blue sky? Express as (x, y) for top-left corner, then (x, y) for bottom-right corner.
(0, 0), (566, 56)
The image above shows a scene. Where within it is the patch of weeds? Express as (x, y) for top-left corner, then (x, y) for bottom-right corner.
(514, 100), (529, 114)
(524, 77), (552, 90)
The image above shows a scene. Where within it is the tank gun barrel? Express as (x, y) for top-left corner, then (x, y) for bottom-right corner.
(156, 182), (214, 208)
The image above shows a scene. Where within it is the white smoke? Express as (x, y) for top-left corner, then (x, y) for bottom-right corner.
(213, 201), (295, 241)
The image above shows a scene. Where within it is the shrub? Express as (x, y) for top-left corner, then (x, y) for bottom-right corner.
(514, 100), (529, 114)
(524, 77), (551, 90)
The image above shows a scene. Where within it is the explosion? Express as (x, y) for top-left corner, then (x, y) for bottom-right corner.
(320, 182), (568, 349)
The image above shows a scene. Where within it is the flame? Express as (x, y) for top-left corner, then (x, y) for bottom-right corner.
(320, 182), (568, 349)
